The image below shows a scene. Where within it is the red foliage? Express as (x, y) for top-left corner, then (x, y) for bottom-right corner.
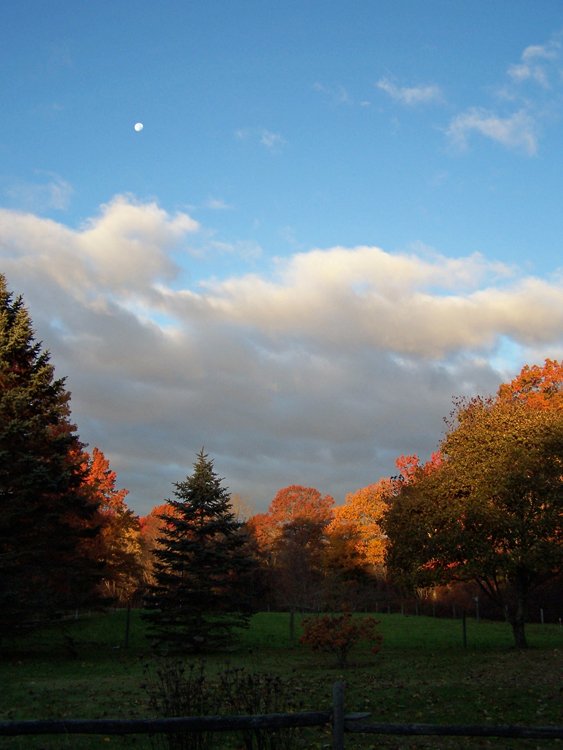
(498, 358), (562, 410)
(248, 485), (334, 553)
(268, 485), (334, 526)
(300, 611), (383, 668)
(394, 451), (442, 484)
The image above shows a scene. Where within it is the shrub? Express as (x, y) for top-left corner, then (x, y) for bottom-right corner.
(217, 666), (302, 749)
(144, 661), (216, 750)
(300, 611), (383, 668)
(143, 661), (303, 749)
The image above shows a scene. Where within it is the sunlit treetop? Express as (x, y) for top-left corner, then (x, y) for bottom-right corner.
(498, 358), (562, 410)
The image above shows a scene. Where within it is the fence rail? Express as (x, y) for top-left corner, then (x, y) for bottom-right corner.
(1, 682), (561, 747)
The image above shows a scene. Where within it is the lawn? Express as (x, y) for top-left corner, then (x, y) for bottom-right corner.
(0, 610), (561, 749)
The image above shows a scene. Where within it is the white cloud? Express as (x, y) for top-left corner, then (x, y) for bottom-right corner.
(0, 197), (560, 513)
(445, 34), (563, 155)
(0, 195), (199, 297)
(4, 173), (73, 212)
(204, 197), (232, 210)
(313, 82), (352, 106)
(235, 127), (286, 151)
(376, 77), (443, 105)
(508, 40), (560, 88)
(209, 238), (263, 261)
(260, 130), (286, 150)
(446, 108), (538, 155)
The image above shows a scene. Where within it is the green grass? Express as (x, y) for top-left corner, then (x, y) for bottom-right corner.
(1, 611), (562, 749)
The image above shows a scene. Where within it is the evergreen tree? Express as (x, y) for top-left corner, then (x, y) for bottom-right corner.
(143, 449), (255, 652)
(0, 274), (103, 637)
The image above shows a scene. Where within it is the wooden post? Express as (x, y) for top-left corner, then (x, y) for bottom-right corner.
(124, 603), (131, 649)
(289, 609), (295, 643)
(462, 611), (467, 649)
(332, 681), (345, 750)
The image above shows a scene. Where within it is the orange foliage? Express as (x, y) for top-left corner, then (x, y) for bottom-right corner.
(395, 452), (443, 484)
(268, 485), (334, 526)
(82, 446), (129, 513)
(498, 358), (562, 410)
(139, 502), (169, 545)
(248, 485), (334, 552)
(327, 479), (393, 567)
(78, 447), (142, 601)
(245, 512), (276, 550)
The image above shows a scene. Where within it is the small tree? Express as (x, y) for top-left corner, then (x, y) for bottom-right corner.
(300, 611), (383, 668)
(143, 450), (256, 652)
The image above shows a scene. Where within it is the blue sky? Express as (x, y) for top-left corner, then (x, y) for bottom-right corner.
(1, 1), (562, 514)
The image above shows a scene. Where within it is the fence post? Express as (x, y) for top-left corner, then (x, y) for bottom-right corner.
(332, 681), (345, 750)
(462, 610), (467, 648)
(124, 603), (131, 649)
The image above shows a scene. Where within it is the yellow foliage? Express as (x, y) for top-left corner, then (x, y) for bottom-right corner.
(327, 479), (393, 567)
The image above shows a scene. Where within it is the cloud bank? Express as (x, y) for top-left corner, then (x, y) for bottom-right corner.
(1, 196), (561, 514)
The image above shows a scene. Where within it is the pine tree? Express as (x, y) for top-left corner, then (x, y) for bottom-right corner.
(0, 274), (103, 637)
(143, 449), (255, 652)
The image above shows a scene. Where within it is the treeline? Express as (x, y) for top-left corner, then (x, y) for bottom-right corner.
(1, 274), (561, 650)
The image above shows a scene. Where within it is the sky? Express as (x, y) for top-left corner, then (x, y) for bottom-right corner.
(1, 1), (562, 516)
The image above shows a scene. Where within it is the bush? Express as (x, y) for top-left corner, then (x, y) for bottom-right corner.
(217, 666), (302, 749)
(143, 661), (303, 749)
(300, 611), (383, 668)
(144, 661), (216, 750)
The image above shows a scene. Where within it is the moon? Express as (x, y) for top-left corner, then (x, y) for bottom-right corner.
(134, 122), (144, 132)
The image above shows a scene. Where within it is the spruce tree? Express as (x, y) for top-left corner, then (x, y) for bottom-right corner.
(0, 274), (103, 637)
(143, 450), (255, 652)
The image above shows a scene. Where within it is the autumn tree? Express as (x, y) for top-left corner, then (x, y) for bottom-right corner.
(247, 484), (334, 557)
(139, 502), (172, 585)
(0, 274), (103, 636)
(384, 362), (562, 648)
(247, 485), (334, 614)
(274, 518), (327, 614)
(82, 447), (143, 603)
(327, 480), (394, 569)
(249, 484), (334, 548)
(143, 450), (256, 652)
(321, 522), (374, 611)
(498, 358), (562, 409)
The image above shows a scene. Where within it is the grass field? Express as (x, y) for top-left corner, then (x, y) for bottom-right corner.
(1, 610), (562, 749)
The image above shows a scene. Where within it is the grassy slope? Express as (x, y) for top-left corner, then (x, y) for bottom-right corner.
(0, 611), (562, 749)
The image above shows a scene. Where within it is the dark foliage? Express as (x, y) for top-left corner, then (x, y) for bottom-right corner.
(0, 274), (104, 638)
(143, 450), (256, 652)
(143, 660), (302, 750)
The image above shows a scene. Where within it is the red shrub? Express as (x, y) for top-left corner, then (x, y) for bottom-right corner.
(300, 611), (383, 668)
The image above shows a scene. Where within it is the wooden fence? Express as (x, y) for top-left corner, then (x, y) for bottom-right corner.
(1, 682), (562, 748)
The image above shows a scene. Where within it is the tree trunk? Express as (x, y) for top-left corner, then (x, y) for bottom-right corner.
(508, 580), (529, 649)
(510, 616), (528, 649)
(289, 608), (295, 643)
